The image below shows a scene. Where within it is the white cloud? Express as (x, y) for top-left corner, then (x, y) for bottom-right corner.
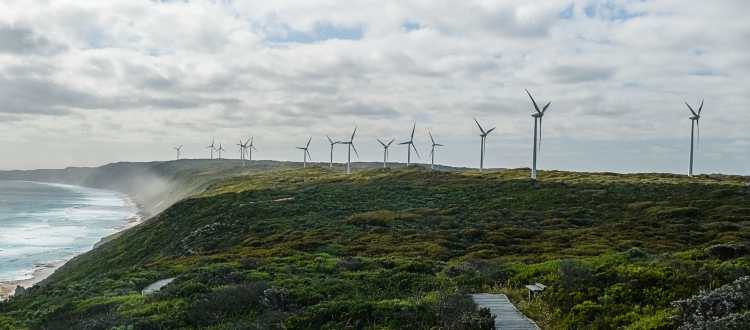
(0, 0), (748, 175)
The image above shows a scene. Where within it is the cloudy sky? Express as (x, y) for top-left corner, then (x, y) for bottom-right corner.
(0, 0), (748, 174)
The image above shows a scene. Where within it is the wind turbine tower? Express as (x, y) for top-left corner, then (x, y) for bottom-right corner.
(338, 127), (359, 174)
(377, 138), (395, 168)
(173, 145), (183, 160)
(473, 118), (496, 173)
(398, 123), (419, 166)
(206, 139), (216, 159)
(685, 100), (704, 178)
(428, 132), (443, 170)
(296, 137), (312, 167)
(526, 89), (551, 180)
(217, 142), (225, 159)
(326, 135), (340, 168)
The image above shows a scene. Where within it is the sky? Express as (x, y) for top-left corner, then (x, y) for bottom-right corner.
(0, 0), (748, 175)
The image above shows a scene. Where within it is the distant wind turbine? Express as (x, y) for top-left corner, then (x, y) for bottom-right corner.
(173, 145), (182, 160)
(474, 118), (496, 173)
(526, 89), (551, 180)
(338, 127), (359, 174)
(206, 139), (216, 159)
(398, 123), (419, 166)
(217, 142), (225, 159)
(377, 138), (395, 168)
(237, 138), (250, 166)
(296, 137), (312, 167)
(326, 135), (340, 168)
(247, 137), (257, 161)
(428, 132), (443, 170)
(685, 100), (704, 178)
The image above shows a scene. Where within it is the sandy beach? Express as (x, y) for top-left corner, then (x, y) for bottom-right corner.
(0, 261), (66, 300)
(0, 190), (144, 300)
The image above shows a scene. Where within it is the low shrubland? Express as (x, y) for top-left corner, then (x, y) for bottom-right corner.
(1, 166), (749, 329)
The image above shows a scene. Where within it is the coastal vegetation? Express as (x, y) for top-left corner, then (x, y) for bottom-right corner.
(1, 165), (749, 329)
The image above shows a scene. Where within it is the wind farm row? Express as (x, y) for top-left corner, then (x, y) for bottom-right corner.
(174, 90), (742, 184)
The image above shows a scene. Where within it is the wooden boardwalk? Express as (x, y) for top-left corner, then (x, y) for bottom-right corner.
(471, 294), (540, 330)
(141, 278), (175, 295)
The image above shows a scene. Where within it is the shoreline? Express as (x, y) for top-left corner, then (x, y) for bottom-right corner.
(0, 186), (144, 300)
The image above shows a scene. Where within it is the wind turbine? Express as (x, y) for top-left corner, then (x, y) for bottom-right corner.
(526, 89), (551, 180)
(296, 137), (312, 167)
(685, 100), (704, 178)
(247, 137), (257, 161)
(474, 118), (496, 173)
(377, 138), (395, 168)
(428, 132), (443, 170)
(398, 123), (419, 166)
(217, 142), (225, 159)
(206, 139), (216, 159)
(338, 127), (359, 174)
(237, 138), (250, 166)
(326, 135), (340, 168)
(173, 145), (182, 160)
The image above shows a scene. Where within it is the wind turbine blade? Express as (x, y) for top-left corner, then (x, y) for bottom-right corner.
(398, 142), (410, 145)
(250, 136), (253, 145)
(486, 127), (496, 134)
(388, 138), (395, 146)
(411, 123), (416, 140)
(351, 143), (359, 158)
(412, 143), (420, 158)
(245, 138), (251, 145)
(377, 139), (386, 147)
(685, 102), (697, 116)
(351, 127), (357, 142)
(542, 101), (551, 113)
(327, 134), (333, 144)
(436, 144), (443, 146)
(307, 137), (312, 148)
(252, 145), (257, 151)
(306, 150), (312, 161)
(179, 145), (182, 149)
(429, 147), (433, 157)
(296, 147), (304, 150)
(429, 132), (434, 144)
(697, 119), (700, 149)
(474, 118), (486, 134)
(698, 99), (704, 115)
(526, 89), (541, 113)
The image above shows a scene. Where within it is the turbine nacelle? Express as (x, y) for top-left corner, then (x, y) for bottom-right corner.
(689, 115), (700, 120)
(531, 112), (544, 118)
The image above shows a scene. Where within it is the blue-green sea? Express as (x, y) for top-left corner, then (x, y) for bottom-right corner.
(0, 181), (137, 283)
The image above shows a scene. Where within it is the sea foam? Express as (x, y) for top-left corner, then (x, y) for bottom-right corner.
(0, 181), (137, 283)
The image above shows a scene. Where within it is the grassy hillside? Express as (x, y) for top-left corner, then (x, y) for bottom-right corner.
(1, 166), (749, 329)
(0, 160), (489, 218)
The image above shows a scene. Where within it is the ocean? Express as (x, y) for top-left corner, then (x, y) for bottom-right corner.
(0, 181), (138, 283)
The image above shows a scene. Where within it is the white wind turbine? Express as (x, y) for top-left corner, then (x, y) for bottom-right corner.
(237, 138), (250, 165)
(296, 137), (312, 167)
(526, 89), (551, 180)
(398, 123), (419, 166)
(247, 137), (257, 161)
(428, 132), (443, 170)
(377, 138), (395, 168)
(217, 142), (225, 159)
(338, 127), (359, 174)
(474, 118), (496, 173)
(326, 135), (340, 168)
(206, 139), (216, 159)
(173, 145), (182, 160)
(685, 100), (704, 178)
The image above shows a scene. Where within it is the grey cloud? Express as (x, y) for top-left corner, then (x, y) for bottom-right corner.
(547, 65), (615, 84)
(0, 26), (66, 55)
